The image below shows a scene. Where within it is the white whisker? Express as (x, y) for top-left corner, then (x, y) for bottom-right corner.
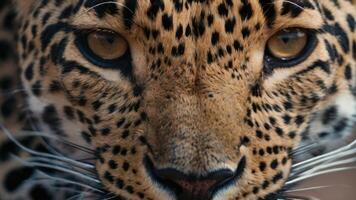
(287, 166), (356, 185)
(291, 147), (356, 176)
(292, 140), (356, 169)
(0, 124), (95, 169)
(300, 157), (356, 176)
(85, 2), (132, 14)
(285, 185), (349, 193)
(28, 172), (103, 194)
(24, 156), (96, 175)
(12, 155), (100, 184)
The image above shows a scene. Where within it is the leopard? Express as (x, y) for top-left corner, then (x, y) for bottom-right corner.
(0, 0), (355, 200)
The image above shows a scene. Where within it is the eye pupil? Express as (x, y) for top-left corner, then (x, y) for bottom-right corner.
(280, 35), (291, 44)
(105, 35), (116, 44)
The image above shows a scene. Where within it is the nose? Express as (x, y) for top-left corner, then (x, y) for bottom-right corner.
(152, 157), (246, 200)
(156, 169), (234, 200)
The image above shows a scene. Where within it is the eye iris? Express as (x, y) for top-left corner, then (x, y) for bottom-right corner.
(267, 29), (308, 60)
(87, 31), (128, 60)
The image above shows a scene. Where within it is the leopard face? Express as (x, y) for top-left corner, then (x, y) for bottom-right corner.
(13, 0), (356, 199)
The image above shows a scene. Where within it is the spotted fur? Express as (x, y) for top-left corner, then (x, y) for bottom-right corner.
(0, 0), (355, 200)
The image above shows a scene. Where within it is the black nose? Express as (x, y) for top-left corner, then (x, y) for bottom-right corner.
(156, 168), (233, 199)
(150, 157), (246, 200)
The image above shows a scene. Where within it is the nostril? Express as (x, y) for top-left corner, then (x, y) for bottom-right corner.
(156, 169), (235, 200)
(157, 168), (234, 188)
(145, 156), (246, 200)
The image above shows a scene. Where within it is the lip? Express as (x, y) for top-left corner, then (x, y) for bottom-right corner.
(143, 156), (246, 200)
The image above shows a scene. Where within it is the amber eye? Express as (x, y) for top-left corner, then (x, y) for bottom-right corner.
(87, 31), (128, 60)
(267, 28), (308, 60)
(75, 29), (132, 70)
(263, 28), (317, 73)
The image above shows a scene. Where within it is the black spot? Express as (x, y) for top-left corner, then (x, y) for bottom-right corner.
(29, 184), (52, 200)
(346, 14), (355, 32)
(81, 131), (92, 143)
(333, 117), (348, 133)
(218, 3), (228, 16)
(272, 172), (283, 183)
(25, 63), (34, 81)
(63, 106), (75, 120)
(241, 27), (250, 38)
(146, 0), (164, 20)
(41, 22), (71, 51)
(270, 159), (279, 169)
(109, 160), (118, 169)
(225, 17), (236, 33)
(162, 13), (173, 30)
(42, 105), (65, 136)
(322, 23), (350, 53)
(0, 76), (12, 91)
(49, 80), (62, 92)
(281, 0), (314, 17)
(104, 171), (114, 183)
(259, 0), (276, 28)
(0, 40), (14, 61)
(121, 130), (130, 139)
(1, 96), (16, 117)
(123, 161), (130, 171)
(116, 178), (125, 189)
(259, 162), (267, 171)
(123, 0), (137, 28)
(4, 167), (34, 192)
(211, 32), (220, 45)
(288, 131), (296, 139)
(112, 145), (121, 155)
(239, 0), (253, 20)
(322, 106), (338, 124)
(344, 64), (352, 80)
(318, 132), (329, 138)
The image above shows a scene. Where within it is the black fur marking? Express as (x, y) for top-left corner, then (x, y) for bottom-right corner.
(4, 167), (35, 192)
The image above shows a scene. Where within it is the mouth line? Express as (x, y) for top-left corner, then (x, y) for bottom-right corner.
(143, 156), (246, 200)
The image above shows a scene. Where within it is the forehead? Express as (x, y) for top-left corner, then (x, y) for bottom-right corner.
(73, 0), (321, 33)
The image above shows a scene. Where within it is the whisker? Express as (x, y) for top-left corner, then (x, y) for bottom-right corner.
(285, 185), (348, 193)
(291, 143), (319, 156)
(12, 155), (101, 184)
(101, 192), (120, 200)
(85, 2), (132, 14)
(24, 156), (97, 175)
(291, 147), (356, 177)
(66, 193), (87, 200)
(21, 130), (95, 154)
(292, 140), (356, 169)
(284, 195), (315, 200)
(300, 157), (356, 176)
(77, 1), (143, 30)
(0, 124), (95, 169)
(287, 166), (356, 185)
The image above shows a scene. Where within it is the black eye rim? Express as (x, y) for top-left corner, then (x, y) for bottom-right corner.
(74, 29), (132, 70)
(264, 28), (318, 73)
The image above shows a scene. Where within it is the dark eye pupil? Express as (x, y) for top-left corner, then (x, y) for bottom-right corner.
(279, 35), (291, 44)
(278, 31), (300, 44)
(105, 35), (116, 44)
